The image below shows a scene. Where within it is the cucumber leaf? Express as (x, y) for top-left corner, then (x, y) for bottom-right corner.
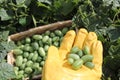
(0, 8), (12, 21)
(0, 62), (16, 80)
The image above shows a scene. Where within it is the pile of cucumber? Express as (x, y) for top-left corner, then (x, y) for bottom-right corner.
(13, 27), (73, 79)
(67, 46), (95, 70)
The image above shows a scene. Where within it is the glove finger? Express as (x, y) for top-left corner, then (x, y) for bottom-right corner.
(59, 30), (76, 60)
(83, 32), (97, 53)
(73, 28), (88, 49)
(46, 46), (60, 61)
(91, 40), (103, 76)
(42, 46), (62, 80)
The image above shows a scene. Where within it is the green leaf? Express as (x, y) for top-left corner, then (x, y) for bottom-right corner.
(1, 41), (16, 52)
(108, 27), (120, 41)
(0, 0), (4, 3)
(38, 0), (52, 5)
(103, 0), (120, 9)
(25, 0), (31, 6)
(0, 31), (9, 41)
(16, 0), (25, 5)
(73, 0), (80, 4)
(0, 8), (12, 21)
(0, 62), (16, 80)
(0, 50), (7, 61)
(61, 1), (75, 16)
(104, 54), (120, 70)
(19, 17), (27, 26)
(54, 0), (77, 16)
(0, 40), (16, 61)
(37, 1), (50, 9)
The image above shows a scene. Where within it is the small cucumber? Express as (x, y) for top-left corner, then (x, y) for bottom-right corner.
(38, 40), (43, 47)
(68, 54), (80, 60)
(50, 32), (55, 37)
(77, 50), (83, 57)
(40, 61), (45, 67)
(23, 58), (27, 63)
(26, 61), (33, 67)
(68, 58), (74, 65)
(25, 67), (32, 74)
(84, 62), (95, 69)
(81, 54), (94, 63)
(53, 41), (59, 47)
(71, 46), (80, 53)
(62, 27), (68, 34)
(13, 49), (23, 55)
(15, 56), (23, 66)
(20, 63), (26, 70)
(37, 56), (42, 62)
(23, 45), (33, 52)
(28, 53), (34, 60)
(72, 59), (83, 70)
(83, 46), (90, 55)
(32, 35), (42, 40)
(47, 38), (52, 45)
(18, 45), (24, 50)
(32, 52), (38, 61)
(54, 30), (63, 36)
(42, 36), (49, 43)
(23, 52), (29, 58)
(31, 42), (39, 50)
(18, 70), (24, 75)
(32, 63), (39, 69)
(45, 31), (50, 35)
(38, 47), (46, 57)
(44, 45), (49, 52)
(52, 37), (60, 42)
(25, 37), (31, 43)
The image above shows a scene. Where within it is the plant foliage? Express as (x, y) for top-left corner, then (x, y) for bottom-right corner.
(72, 0), (120, 80)
(0, 0), (79, 34)
(0, 31), (16, 80)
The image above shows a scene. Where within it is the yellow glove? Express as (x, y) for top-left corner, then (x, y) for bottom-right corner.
(42, 28), (103, 80)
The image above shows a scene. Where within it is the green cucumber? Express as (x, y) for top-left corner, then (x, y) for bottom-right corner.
(15, 56), (23, 66)
(81, 54), (94, 63)
(83, 46), (90, 55)
(13, 49), (23, 55)
(68, 58), (74, 65)
(72, 59), (83, 70)
(32, 35), (42, 40)
(25, 67), (32, 74)
(68, 54), (80, 60)
(84, 62), (95, 69)
(71, 46), (80, 53)
(38, 47), (46, 57)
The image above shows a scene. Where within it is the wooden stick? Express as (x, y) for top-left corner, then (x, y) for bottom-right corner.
(9, 20), (72, 41)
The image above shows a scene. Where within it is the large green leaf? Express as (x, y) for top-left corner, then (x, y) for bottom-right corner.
(108, 27), (120, 41)
(0, 31), (9, 41)
(103, 0), (120, 9)
(25, 0), (31, 6)
(0, 62), (16, 80)
(54, 0), (77, 16)
(0, 8), (12, 21)
(0, 50), (7, 61)
(19, 17), (27, 26)
(0, 0), (4, 3)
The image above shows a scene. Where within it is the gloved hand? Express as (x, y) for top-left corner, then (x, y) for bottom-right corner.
(42, 28), (103, 80)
